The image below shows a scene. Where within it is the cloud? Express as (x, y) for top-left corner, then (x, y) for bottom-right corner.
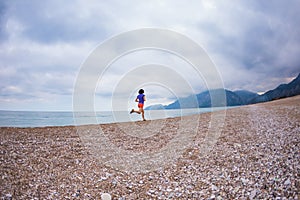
(0, 38), (91, 99)
(0, 0), (300, 110)
(3, 0), (112, 43)
(189, 0), (300, 91)
(0, 1), (9, 42)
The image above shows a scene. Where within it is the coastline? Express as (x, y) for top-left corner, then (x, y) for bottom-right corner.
(0, 107), (229, 128)
(1, 96), (299, 199)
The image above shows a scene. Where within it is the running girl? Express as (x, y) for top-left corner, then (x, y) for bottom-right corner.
(130, 89), (146, 121)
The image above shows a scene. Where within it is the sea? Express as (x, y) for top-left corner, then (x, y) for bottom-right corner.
(0, 107), (228, 128)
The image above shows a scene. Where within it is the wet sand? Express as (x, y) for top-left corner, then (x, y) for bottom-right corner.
(1, 96), (299, 199)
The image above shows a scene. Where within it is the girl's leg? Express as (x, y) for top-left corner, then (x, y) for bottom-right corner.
(140, 108), (146, 121)
(130, 109), (141, 114)
(130, 105), (145, 120)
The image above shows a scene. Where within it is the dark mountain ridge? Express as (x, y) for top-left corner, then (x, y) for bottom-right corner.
(250, 73), (300, 104)
(145, 73), (300, 110)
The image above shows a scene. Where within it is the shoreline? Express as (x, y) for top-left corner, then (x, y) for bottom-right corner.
(0, 106), (230, 129)
(1, 95), (298, 129)
(1, 95), (299, 199)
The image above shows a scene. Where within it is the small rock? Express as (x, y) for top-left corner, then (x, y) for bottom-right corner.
(211, 184), (218, 191)
(101, 193), (111, 200)
(5, 194), (12, 200)
(148, 189), (155, 194)
(241, 177), (248, 184)
(234, 143), (242, 148)
(111, 180), (117, 185)
(168, 192), (174, 198)
(284, 178), (291, 185)
(249, 189), (257, 200)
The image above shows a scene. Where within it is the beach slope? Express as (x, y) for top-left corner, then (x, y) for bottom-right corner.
(1, 96), (299, 199)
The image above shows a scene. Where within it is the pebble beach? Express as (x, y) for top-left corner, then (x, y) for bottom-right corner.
(1, 96), (299, 199)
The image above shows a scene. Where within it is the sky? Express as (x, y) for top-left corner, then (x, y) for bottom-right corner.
(0, 0), (300, 111)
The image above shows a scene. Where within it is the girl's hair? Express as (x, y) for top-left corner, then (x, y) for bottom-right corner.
(138, 89), (144, 94)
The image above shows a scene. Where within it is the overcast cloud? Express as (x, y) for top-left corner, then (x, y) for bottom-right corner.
(0, 0), (299, 111)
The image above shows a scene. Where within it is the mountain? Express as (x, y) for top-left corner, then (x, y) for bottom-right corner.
(251, 73), (300, 104)
(144, 104), (165, 110)
(164, 89), (243, 109)
(145, 73), (300, 110)
(234, 90), (259, 104)
(164, 94), (198, 109)
(196, 89), (243, 107)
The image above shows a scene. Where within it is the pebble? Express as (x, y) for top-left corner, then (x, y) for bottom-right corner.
(5, 194), (12, 200)
(211, 185), (218, 191)
(249, 189), (257, 200)
(101, 193), (112, 200)
(284, 178), (291, 185)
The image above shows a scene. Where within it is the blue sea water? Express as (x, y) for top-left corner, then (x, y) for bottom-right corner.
(0, 107), (227, 128)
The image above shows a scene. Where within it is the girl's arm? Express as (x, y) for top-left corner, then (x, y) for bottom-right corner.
(135, 98), (139, 102)
(143, 96), (146, 101)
